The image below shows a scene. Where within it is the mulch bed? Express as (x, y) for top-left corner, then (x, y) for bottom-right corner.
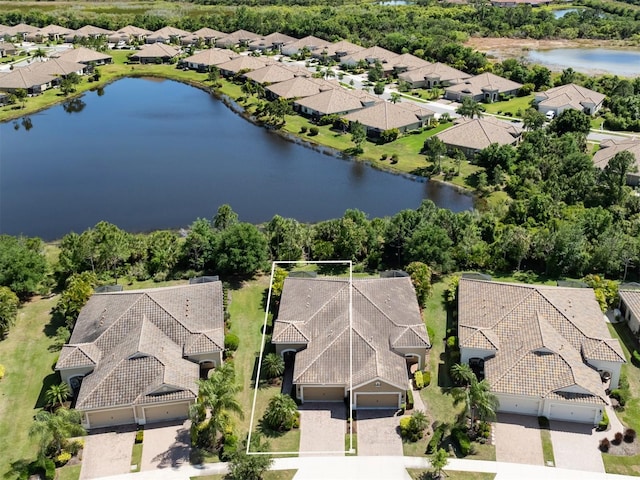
(605, 438), (640, 456)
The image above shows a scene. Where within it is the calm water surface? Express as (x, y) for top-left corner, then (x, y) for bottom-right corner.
(553, 8), (580, 18)
(527, 48), (640, 76)
(0, 77), (473, 240)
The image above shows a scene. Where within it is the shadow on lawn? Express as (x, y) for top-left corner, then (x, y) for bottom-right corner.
(34, 372), (61, 410)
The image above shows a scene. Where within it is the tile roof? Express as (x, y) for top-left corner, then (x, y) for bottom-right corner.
(216, 29), (261, 48)
(192, 27), (226, 40)
(266, 76), (337, 99)
(341, 46), (399, 65)
(536, 83), (605, 111)
(0, 68), (55, 89)
(116, 25), (152, 36)
(321, 40), (365, 58)
(243, 64), (309, 84)
(183, 48), (238, 66)
(273, 277), (429, 390)
(131, 43), (180, 59)
(149, 26), (191, 39)
(58, 283), (224, 410)
(36, 24), (73, 36)
(445, 72), (522, 97)
(27, 58), (85, 76)
(293, 87), (379, 116)
(436, 117), (521, 151)
(343, 101), (434, 131)
(398, 62), (471, 84)
(281, 35), (330, 55)
(217, 55), (275, 74)
(249, 32), (297, 50)
(459, 279), (625, 405)
(71, 25), (114, 37)
(592, 138), (640, 171)
(389, 53), (431, 71)
(55, 47), (113, 64)
(620, 290), (640, 320)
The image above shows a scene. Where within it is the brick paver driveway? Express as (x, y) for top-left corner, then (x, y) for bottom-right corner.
(356, 410), (403, 456)
(140, 420), (191, 471)
(550, 420), (605, 473)
(299, 403), (346, 455)
(80, 429), (136, 479)
(494, 413), (544, 465)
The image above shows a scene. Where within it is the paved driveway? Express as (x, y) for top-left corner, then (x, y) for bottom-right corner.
(356, 410), (403, 456)
(550, 420), (605, 473)
(299, 403), (346, 455)
(80, 430), (136, 479)
(494, 413), (544, 465)
(140, 420), (191, 470)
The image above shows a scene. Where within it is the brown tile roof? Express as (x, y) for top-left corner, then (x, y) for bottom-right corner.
(341, 46), (399, 65)
(27, 58), (85, 76)
(58, 283), (224, 410)
(273, 277), (429, 390)
(149, 26), (191, 39)
(389, 53), (431, 71)
(620, 290), (640, 320)
(436, 117), (521, 151)
(216, 29), (260, 48)
(249, 32), (297, 50)
(343, 101), (434, 131)
(398, 62), (471, 84)
(321, 40), (364, 58)
(183, 48), (238, 66)
(536, 83), (605, 111)
(71, 25), (114, 37)
(5, 23), (39, 35)
(294, 87), (379, 116)
(217, 55), (274, 74)
(266, 76), (337, 99)
(192, 27), (226, 40)
(36, 24), (73, 36)
(117, 25), (152, 36)
(445, 72), (522, 97)
(131, 43), (180, 59)
(243, 64), (309, 84)
(55, 46), (113, 64)
(0, 68), (55, 90)
(458, 279), (625, 404)
(281, 35), (330, 55)
(592, 138), (640, 171)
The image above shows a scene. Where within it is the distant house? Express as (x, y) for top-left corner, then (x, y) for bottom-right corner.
(294, 87), (379, 118)
(182, 48), (238, 72)
(281, 35), (330, 57)
(459, 278), (625, 424)
(535, 83), (605, 116)
(388, 53), (431, 75)
(3, 23), (38, 41)
(272, 276), (430, 409)
(27, 24), (73, 42)
(248, 32), (296, 52)
(146, 26), (191, 44)
(620, 289), (640, 334)
(110, 25), (152, 44)
(54, 46), (113, 65)
(317, 40), (364, 61)
(27, 58), (87, 80)
(444, 72), (522, 102)
(129, 43), (180, 64)
(217, 55), (275, 77)
(0, 68), (55, 94)
(243, 64), (309, 85)
(265, 76), (336, 100)
(0, 41), (17, 57)
(340, 46), (399, 68)
(435, 117), (522, 157)
(343, 101), (434, 136)
(191, 27), (226, 46)
(398, 62), (471, 89)
(592, 138), (640, 186)
(66, 25), (114, 42)
(216, 29), (261, 49)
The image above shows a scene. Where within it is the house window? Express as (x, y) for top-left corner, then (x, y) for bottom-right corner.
(375, 381), (381, 388)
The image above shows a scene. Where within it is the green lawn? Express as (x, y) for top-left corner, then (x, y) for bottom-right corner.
(345, 434), (357, 455)
(0, 296), (62, 479)
(407, 469), (496, 480)
(131, 443), (143, 473)
(540, 429), (555, 467)
(55, 464), (81, 480)
(482, 95), (534, 116)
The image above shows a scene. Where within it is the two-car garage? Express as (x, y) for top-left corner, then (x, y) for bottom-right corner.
(299, 383), (403, 409)
(497, 393), (603, 424)
(85, 402), (191, 429)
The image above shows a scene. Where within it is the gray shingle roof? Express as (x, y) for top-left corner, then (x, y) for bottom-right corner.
(273, 277), (429, 390)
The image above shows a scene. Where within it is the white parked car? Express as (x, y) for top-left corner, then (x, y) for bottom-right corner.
(545, 110), (555, 120)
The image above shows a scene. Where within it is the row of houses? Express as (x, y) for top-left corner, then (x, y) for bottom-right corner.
(55, 273), (627, 430)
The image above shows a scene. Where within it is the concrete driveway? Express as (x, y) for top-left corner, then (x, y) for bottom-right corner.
(356, 410), (403, 456)
(550, 420), (605, 473)
(299, 403), (346, 455)
(140, 420), (191, 470)
(80, 429), (136, 479)
(494, 413), (544, 465)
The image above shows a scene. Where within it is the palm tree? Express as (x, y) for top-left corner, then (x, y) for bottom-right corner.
(29, 408), (85, 457)
(262, 353), (285, 379)
(262, 394), (297, 431)
(451, 363), (499, 429)
(450, 363), (474, 386)
(45, 382), (71, 409)
(390, 92), (402, 104)
(456, 96), (484, 119)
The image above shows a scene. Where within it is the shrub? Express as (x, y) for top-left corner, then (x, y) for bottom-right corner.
(318, 114), (339, 126)
(224, 333), (240, 351)
(610, 389), (627, 407)
(390, 153), (399, 164)
(598, 410), (610, 431)
(220, 433), (238, 461)
(613, 432), (623, 445)
(414, 370), (424, 390)
(293, 411), (300, 428)
(624, 428), (636, 443)
(380, 128), (399, 144)
(380, 154), (388, 161)
(55, 452), (71, 467)
(67, 439), (83, 456)
(308, 126), (319, 136)
(423, 371), (431, 387)
(451, 427), (471, 456)
(300, 126), (307, 134)
(446, 336), (457, 349)
(537, 416), (550, 429)
(399, 417), (413, 439)
(406, 389), (414, 410)
(599, 438), (610, 452)
(426, 423), (446, 454)
(478, 421), (491, 439)
(0, 364), (5, 380)
(135, 430), (144, 444)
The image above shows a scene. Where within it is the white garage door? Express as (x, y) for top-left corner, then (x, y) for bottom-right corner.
(498, 396), (540, 416)
(355, 393), (400, 409)
(549, 403), (598, 424)
(88, 408), (135, 429)
(302, 386), (345, 402)
(144, 403), (190, 423)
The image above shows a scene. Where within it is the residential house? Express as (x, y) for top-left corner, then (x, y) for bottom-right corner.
(217, 55), (275, 77)
(265, 76), (337, 100)
(342, 101), (434, 136)
(129, 43), (180, 64)
(619, 289), (640, 334)
(3, 23), (38, 41)
(28, 24), (73, 42)
(444, 72), (522, 102)
(340, 46), (399, 68)
(316, 40), (364, 61)
(146, 26), (191, 44)
(27, 58), (87, 81)
(248, 32), (296, 52)
(110, 25), (152, 45)
(243, 64), (310, 85)
(272, 276), (430, 409)
(281, 35), (330, 57)
(398, 62), (471, 89)
(182, 48), (238, 72)
(66, 25), (114, 42)
(0, 68), (55, 94)
(191, 27), (226, 46)
(55, 282), (224, 430)
(0, 41), (18, 57)
(54, 46), (112, 65)
(535, 83), (606, 116)
(435, 117), (522, 157)
(216, 29), (261, 49)
(294, 87), (379, 118)
(388, 53), (431, 75)
(592, 138), (640, 186)
(458, 278), (625, 424)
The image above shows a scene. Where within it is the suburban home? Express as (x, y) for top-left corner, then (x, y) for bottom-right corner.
(55, 282), (225, 430)
(398, 62), (471, 89)
(66, 25), (114, 42)
(444, 72), (522, 102)
(248, 32), (296, 52)
(388, 53), (431, 74)
(0, 68), (55, 94)
(592, 138), (640, 186)
(27, 24), (73, 42)
(435, 117), (522, 157)
(281, 35), (330, 57)
(216, 29), (261, 49)
(272, 276), (430, 409)
(343, 101), (435, 136)
(3, 23), (39, 41)
(620, 289), (640, 334)
(27, 58), (87, 79)
(265, 76), (337, 100)
(294, 87), (379, 118)
(54, 46), (113, 65)
(182, 48), (238, 71)
(192, 27), (226, 46)
(129, 43), (180, 64)
(458, 278), (625, 424)
(534, 83), (606, 116)
(146, 26), (191, 44)
(317, 40), (364, 60)
(340, 46), (399, 68)
(243, 64), (310, 85)
(111, 25), (152, 44)
(217, 55), (275, 77)
(0, 41), (17, 57)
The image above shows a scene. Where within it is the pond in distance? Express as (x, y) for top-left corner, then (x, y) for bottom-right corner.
(0, 77), (473, 241)
(526, 48), (640, 76)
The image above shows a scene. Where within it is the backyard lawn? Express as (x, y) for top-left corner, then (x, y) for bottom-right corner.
(482, 95), (534, 116)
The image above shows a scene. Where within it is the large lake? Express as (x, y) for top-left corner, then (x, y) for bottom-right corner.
(527, 48), (640, 76)
(0, 77), (473, 240)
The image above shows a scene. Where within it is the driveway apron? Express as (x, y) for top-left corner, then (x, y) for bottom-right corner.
(299, 403), (346, 455)
(494, 413), (544, 465)
(356, 410), (403, 456)
(80, 430), (136, 479)
(550, 420), (605, 473)
(140, 420), (191, 470)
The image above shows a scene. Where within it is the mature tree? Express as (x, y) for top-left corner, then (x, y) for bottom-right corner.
(146, 230), (180, 276)
(215, 222), (268, 277)
(29, 408), (85, 458)
(57, 231), (96, 279)
(228, 434), (273, 480)
(390, 92), (401, 104)
(213, 204), (239, 231)
(265, 215), (306, 261)
(45, 383), (71, 410)
(475, 143), (516, 179)
(60, 72), (81, 96)
(262, 394), (297, 431)
(430, 448), (449, 480)
(406, 224), (454, 273)
(405, 261), (432, 307)
(262, 353), (285, 379)
(265, 97), (293, 124)
(333, 209), (376, 263)
(53, 271), (98, 329)
(549, 109), (591, 136)
(183, 218), (217, 271)
(350, 121), (367, 154)
(207, 66), (220, 84)
(450, 364), (499, 428)
(558, 67), (577, 86)
(600, 150), (637, 205)
(494, 224), (531, 271)
(0, 286), (19, 337)
(373, 81), (385, 96)
(521, 108), (546, 131)
(14, 88), (27, 108)
(422, 136), (447, 173)
(0, 235), (47, 299)
(528, 65), (552, 90)
(367, 61), (384, 82)
(456, 97), (484, 119)
(92, 222), (131, 280)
